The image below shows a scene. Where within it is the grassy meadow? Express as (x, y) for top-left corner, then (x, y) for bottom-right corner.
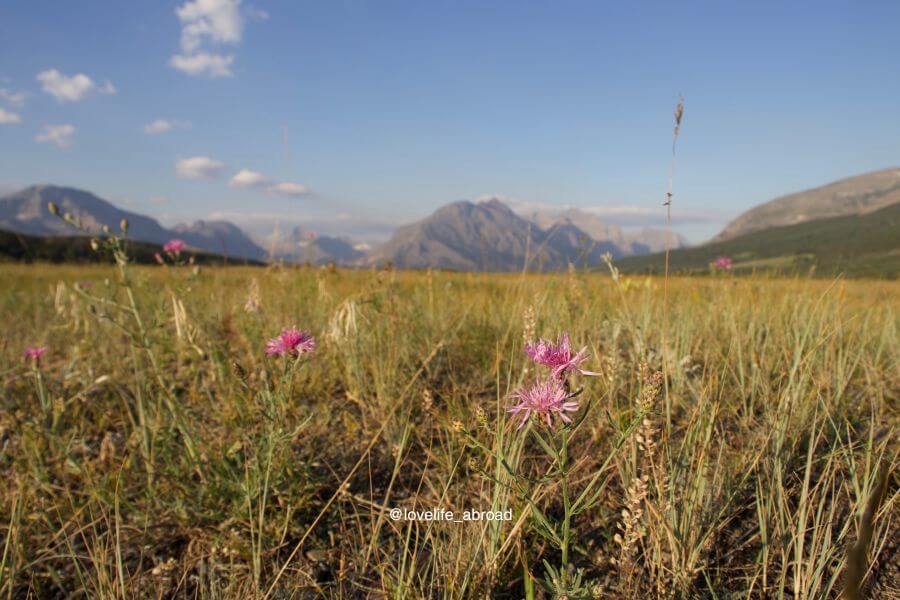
(0, 261), (897, 598)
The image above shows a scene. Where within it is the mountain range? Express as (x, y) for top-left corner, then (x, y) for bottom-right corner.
(0, 185), (684, 270)
(616, 200), (900, 278)
(616, 166), (900, 277)
(715, 167), (900, 241)
(0, 185), (267, 261)
(268, 225), (365, 265)
(522, 205), (688, 255)
(2, 166), (898, 275)
(365, 198), (686, 271)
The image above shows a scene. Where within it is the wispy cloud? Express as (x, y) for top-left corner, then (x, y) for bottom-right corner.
(35, 124), (75, 148)
(36, 69), (115, 102)
(228, 167), (311, 197)
(229, 168), (272, 188)
(267, 182), (309, 197)
(0, 107), (21, 124)
(175, 156), (226, 179)
(169, 51), (234, 78)
(0, 88), (26, 107)
(169, 0), (265, 78)
(144, 118), (191, 134)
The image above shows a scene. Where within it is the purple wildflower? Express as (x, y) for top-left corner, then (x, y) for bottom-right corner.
(163, 239), (186, 254)
(714, 256), (733, 271)
(265, 328), (316, 357)
(525, 332), (599, 379)
(24, 346), (47, 364)
(508, 377), (580, 428)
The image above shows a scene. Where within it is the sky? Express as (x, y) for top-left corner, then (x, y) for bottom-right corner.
(1, 0), (899, 243)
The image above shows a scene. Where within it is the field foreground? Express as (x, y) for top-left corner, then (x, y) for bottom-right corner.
(0, 264), (897, 598)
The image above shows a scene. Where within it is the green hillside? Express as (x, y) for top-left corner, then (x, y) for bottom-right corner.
(0, 229), (264, 266)
(616, 201), (900, 278)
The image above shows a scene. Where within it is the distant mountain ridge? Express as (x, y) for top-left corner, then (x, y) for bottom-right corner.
(0, 228), (264, 266)
(715, 167), (900, 241)
(172, 220), (266, 261)
(0, 185), (267, 261)
(616, 200), (900, 278)
(523, 206), (690, 255)
(269, 225), (364, 265)
(14, 170), (896, 275)
(366, 198), (674, 271)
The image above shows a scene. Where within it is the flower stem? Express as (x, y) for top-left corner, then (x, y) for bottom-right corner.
(559, 427), (571, 584)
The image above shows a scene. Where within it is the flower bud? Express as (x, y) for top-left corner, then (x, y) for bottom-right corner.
(90, 238), (100, 251)
(47, 202), (59, 216)
(119, 218), (128, 234)
(475, 406), (488, 426)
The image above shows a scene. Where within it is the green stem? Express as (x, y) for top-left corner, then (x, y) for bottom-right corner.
(560, 428), (571, 583)
(117, 250), (198, 461)
(33, 366), (49, 421)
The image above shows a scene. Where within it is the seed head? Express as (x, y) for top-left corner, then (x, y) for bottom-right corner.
(475, 405), (488, 426)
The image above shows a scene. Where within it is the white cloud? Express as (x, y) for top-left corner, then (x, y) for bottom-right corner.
(169, 51), (235, 78)
(177, 0), (243, 52)
(35, 124), (75, 148)
(36, 69), (115, 102)
(267, 182), (310, 197)
(170, 0), (261, 78)
(227, 168), (311, 197)
(229, 168), (272, 188)
(0, 88), (26, 107)
(176, 156), (226, 179)
(144, 118), (191, 134)
(0, 108), (21, 124)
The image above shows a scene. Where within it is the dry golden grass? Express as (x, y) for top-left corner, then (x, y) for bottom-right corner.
(0, 262), (897, 598)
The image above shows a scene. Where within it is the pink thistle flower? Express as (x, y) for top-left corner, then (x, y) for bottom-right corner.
(525, 332), (600, 379)
(163, 239), (187, 254)
(714, 256), (733, 270)
(153, 252), (164, 264)
(508, 377), (580, 428)
(24, 346), (47, 363)
(265, 328), (316, 357)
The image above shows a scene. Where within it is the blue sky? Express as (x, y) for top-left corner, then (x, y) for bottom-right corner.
(1, 1), (899, 242)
